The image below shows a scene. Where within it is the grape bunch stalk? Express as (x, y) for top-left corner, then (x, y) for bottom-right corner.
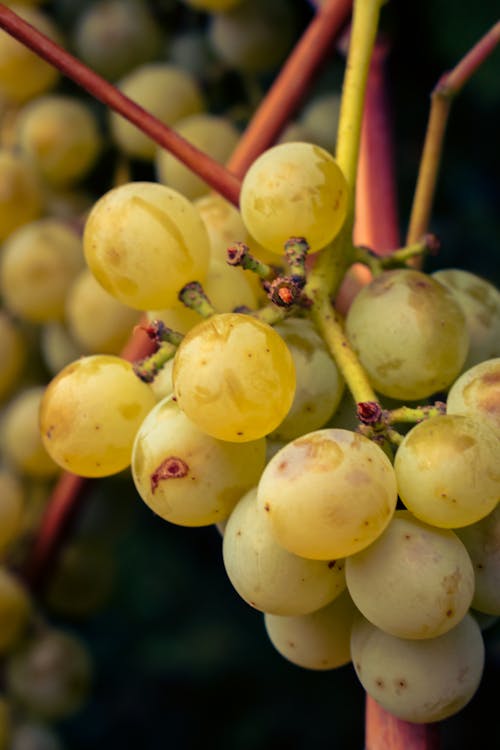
(0, 0), (498, 748)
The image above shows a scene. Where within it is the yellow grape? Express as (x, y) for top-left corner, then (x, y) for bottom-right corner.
(39, 355), (156, 477)
(132, 396), (266, 526)
(40, 322), (82, 376)
(0, 312), (26, 404)
(257, 429), (397, 560)
(172, 313), (296, 442)
(446, 357), (500, 439)
(240, 142), (349, 255)
(83, 182), (210, 310)
(0, 150), (44, 242)
(456, 504), (500, 616)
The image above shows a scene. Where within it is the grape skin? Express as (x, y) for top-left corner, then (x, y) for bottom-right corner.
(446, 357), (500, 439)
(0, 150), (44, 242)
(456, 504), (500, 615)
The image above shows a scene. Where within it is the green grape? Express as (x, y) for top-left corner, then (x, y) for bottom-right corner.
(109, 63), (205, 160)
(0, 312), (26, 404)
(345, 269), (469, 400)
(40, 322), (82, 376)
(15, 94), (102, 188)
(0, 5), (61, 103)
(257, 428), (397, 560)
(83, 181), (210, 310)
(0, 219), (84, 323)
(264, 590), (358, 670)
(168, 31), (216, 82)
(394, 414), (500, 528)
(239, 142), (349, 255)
(351, 614), (484, 723)
(6, 629), (92, 720)
(66, 269), (140, 354)
(39, 355), (156, 477)
(447, 357), (500, 439)
(432, 269), (500, 370)
(172, 313), (296, 442)
(0, 568), (31, 653)
(72, 0), (163, 82)
(0, 150), (44, 242)
(456, 505), (500, 615)
(0, 470), (24, 554)
(1, 387), (59, 479)
(208, 0), (297, 73)
(346, 510), (474, 639)
(156, 113), (240, 200)
(149, 359), (174, 402)
(271, 317), (344, 441)
(223, 488), (346, 615)
(10, 722), (62, 750)
(299, 93), (341, 154)
(132, 396), (266, 526)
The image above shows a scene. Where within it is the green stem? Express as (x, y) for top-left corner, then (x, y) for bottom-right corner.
(178, 282), (216, 317)
(134, 342), (177, 383)
(387, 402), (446, 424)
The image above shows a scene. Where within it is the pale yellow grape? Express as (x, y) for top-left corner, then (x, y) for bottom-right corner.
(66, 269), (140, 354)
(394, 415), (500, 528)
(0, 6), (61, 103)
(1, 387), (59, 479)
(183, 0), (243, 10)
(345, 269), (469, 400)
(456, 505), (500, 615)
(264, 590), (358, 670)
(257, 429), (397, 560)
(15, 95), (102, 187)
(208, 0), (296, 73)
(346, 511), (474, 639)
(6, 629), (92, 720)
(40, 323), (82, 376)
(110, 63), (205, 160)
(150, 257), (258, 335)
(0, 470), (23, 554)
(0, 219), (84, 323)
(447, 358), (500, 439)
(83, 182), (210, 310)
(299, 93), (341, 154)
(148, 359), (174, 403)
(351, 614), (484, 723)
(271, 317), (344, 440)
(432, 269), (500, 369)
(0, 312), (26, 403)
(39, 355), (156, 477)
(156, 113), (240, 200)
(0, 568), (31, 653)
(132, 396), (266, 526)
(173, 313), (296, 442)
(223, 488), (346, 615)
(72, 0), (163, 81)
(240, 142), (349, 255)
(0, 150), (44, 241)
(277, 121), (316, 145)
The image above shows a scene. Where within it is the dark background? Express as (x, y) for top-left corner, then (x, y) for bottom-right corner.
(19, 0), (500, 747)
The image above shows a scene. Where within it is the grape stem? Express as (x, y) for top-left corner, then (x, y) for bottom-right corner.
(353, 234), (440, 274)
(133, 342), (177, 384)
(226, 243), (276, 280)
(178, 281), (217, 317)
(406, 20), (500, 245)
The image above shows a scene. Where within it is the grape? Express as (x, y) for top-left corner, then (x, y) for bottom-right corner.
(39, 322), (81, 376)
(172, 312), (296, 442)
(10, 723), (63, 750)
(6, 629), (92, 720)
(156, 113), (240, 200)
(271, 317), (344, 441)
(168, 30), (216, 82)
(0, 218), (84, 323)
(239, 142), (349, 255)
(15, 94), (102, 187)
(257, 428), (397, 560)
(208, 0), (297, 73)
(351, 614), (484, 723)
(345, 269), (469, 400)
(1, 387), (59, 479)
(223, 488), (346, 615)
(447, 357), (500, 439)
(66, 269), (141, 354)
(346, 511), (474, 639)
(0, 568), (31, 653)
(39, 354), (156, 477)
(72, 0), (163, 82)
(456, 504), (500, 615)
(0, 470), (24, 554)
(277, 121), (316, 145)
(109, 63), (205, 160)
(0, 312), (26, 403)
(0, 5), (61, 103)
(264, 590), (358, 670)
(299, 93), (341, 154)
(0, 150), (44, 242)
(83, 181), (210, 310)
(394, 414), (500, 528)
(132, 396), (266, 526)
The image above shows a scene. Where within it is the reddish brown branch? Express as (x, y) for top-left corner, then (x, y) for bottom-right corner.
(366, 699), (440, 750)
